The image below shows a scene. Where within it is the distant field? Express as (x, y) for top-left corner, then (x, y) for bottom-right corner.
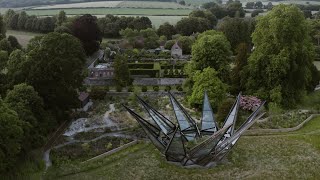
(25, 8), (192, 16)
(6, 30), (44, 47)
(32, 1), (191, 10)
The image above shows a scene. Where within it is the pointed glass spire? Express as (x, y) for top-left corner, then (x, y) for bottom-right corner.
(201, 91), (218, 134)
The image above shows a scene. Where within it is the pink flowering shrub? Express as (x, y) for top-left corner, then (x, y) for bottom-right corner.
(240, 96), (262, 111)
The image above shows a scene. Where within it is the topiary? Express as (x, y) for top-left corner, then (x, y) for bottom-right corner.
(141, 86), (148, 92)
(153, 85), (159, 92)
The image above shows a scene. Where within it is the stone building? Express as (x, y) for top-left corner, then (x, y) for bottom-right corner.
(171, 42), (183, 58)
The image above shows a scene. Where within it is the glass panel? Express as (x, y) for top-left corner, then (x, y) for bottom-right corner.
(201, 92), (218, 133)
(165, 128), (187, 163)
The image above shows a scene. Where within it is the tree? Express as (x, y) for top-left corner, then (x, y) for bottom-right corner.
(9, 13), (19, 30)
(5, 83), (50, 150)
(176, 17), (211, 36)
(254, 1), (263, 9)
(114, 54), (130, 87)
(157, 22), (176, 39)
(188, 67), (227, 108)
(8, 33), (86, 114)
(190, 30), (232, 81)
(179, 0), (186, 6)
(0, 38), (12, 53)
(17, 11), (27, 30)
(6, 49), (27, 88)
(38, 17), (55, 33)
(0, 50), (8, 70)
(71, 14), (102, 55)
(164, 40), (176, 50)
(231, 43), (249, 93)
(245, 5), (317, 106)
(0, 15), (6, 40)
(0, 99), (23, 173)
(217, 17), (255, 52)
(177, 36), (194, 54)
(7, 35), (21, 49)
(251, 9), (264, 17)
(140, 28), (159, 49)
(57, 10), (67, 26)
(246, 2), (255, 9)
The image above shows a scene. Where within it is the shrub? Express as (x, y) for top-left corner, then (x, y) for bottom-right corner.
(176, 85), (183, 91)
(141, 86), (148, 92)
(165, 86), (171, 91)
(153, 85), (159, 92)
(90, 86), (107, 100)
(240, 95), (262, 111)
(116, 86), (122, 92)
(216, 98), (235, 124)
(128, 86), (134, 92)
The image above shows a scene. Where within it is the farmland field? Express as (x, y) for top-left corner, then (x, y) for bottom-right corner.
(32, 1), (192, 10)
(25, 8), (192, 16)
(6, 30), (44, 48)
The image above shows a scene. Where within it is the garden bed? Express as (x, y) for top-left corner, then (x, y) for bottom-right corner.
(51, 136), (134, 164)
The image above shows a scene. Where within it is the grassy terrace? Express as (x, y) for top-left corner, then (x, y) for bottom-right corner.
(44, 117), (320, 180)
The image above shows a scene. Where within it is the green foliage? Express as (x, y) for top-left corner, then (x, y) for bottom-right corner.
(0, 15), (6, 40)
(153, 85), (159, 92)
(177, 36), (194, 54)
(0, 50), (8, 70)
(188, 67), (227, 108)
(176, 17), (211, 36)
(116, 85), (122, 92)
(176, 85), (183, 91)
(141, 86), (148, 92)
(157, 22), (176, 39)
(128, 86), (134, 92)
(231, 43), (249, 94)
(164, 40), (176, 50)
(190, 30), (232, 82)
(8, 33), (86, 113)
(5, 83), (51, 150)
(90, 86), (108, 100)
(216, 98), (234, 123)
(114, 55), (130, 87)
(140, 28), (160, 49)
(0, 99), (23, 173)
(165, 86), (171, 91)
(7, 35), (22, 50)
(245, 5), (317, 107)
(0, 38), (12, 53)
(57, 10), (67, 26)
(217, 17), (255, 52)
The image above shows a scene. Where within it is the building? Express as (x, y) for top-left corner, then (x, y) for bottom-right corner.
(171, 42), (183, 58)
(78, 92), (89, 108)
(89, 63), (114, 78)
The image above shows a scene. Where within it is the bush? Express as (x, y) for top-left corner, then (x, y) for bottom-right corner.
(116, 86), (122, 92)
(216, 98), (235, 124)
(141, 86), (148, 92)
(165, 86), (171, 91)
(176, 85), (183, 91)
(153, 86), (159, 92)
(90, 86), (108, 100)
(128, 86), (134, 92)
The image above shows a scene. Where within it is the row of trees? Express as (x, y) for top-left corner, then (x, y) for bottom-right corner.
(185, 5), (320, 109)
(4, 10), (56, 33)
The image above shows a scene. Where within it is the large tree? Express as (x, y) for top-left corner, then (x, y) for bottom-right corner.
(0, 15), (6, 40)
(71, 14), (102, 55)
(0, 99), (23, 173)
(245, 5), (319, 106)
(157, 22), (176, 39)
(114, 54), (130, 87)
(7, 33), (86, 114)
(5, 83), (51, 150)
(188, 67), (227, 108)
(189, 30), (232, 82)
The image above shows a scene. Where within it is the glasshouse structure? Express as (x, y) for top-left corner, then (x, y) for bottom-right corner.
(124, 92), (266, 167)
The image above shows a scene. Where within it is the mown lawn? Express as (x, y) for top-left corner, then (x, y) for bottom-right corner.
(44, 117), (320, 180)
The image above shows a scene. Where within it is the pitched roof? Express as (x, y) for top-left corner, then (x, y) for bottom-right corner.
(78, 92), (89, 101)
(171, 42), (182, 51)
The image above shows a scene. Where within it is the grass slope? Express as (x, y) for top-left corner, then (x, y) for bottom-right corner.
(44, 117), (320, 180)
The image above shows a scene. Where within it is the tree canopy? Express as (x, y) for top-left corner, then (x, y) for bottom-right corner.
(245, 4), (319, 106)
(188, 67), (227, 109)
